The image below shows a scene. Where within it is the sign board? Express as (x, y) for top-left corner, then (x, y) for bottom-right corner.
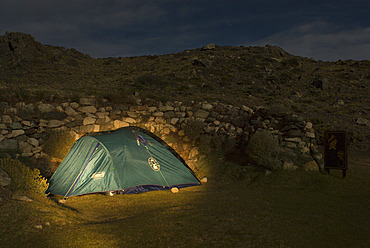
(324, 131), (347, 177)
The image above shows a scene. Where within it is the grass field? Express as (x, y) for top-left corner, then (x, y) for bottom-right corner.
(1, 149), (369, 248)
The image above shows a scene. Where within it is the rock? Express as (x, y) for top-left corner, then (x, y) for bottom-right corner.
(301, 147), (310, 153)
(93, 125), (100, 132)
(95, 112), (105, 119)
(195, 110), (209, 119)
(193, 58), (212, 67)
(113, 120), (129, 129)
(170, 118), (179, 125)
(201, 43), (215, 50)
(304, 161), (319, 171)
(189, 147), (199, 158)
(42, 111), (68, 120)
(284, 137), (302, 143)
(337, 100), (345, 106)
(70, 102), (79, 109)
(159, 105), (174, 112)
(155, 117), (166, 124)
(178, 130), (185, 136)
(21, 120), (32, 127)
(0, 139), (17, 150)
(48, 120), (65, 128)
(0, 134), (4, 142)
(283, 161), (297, 170)
(58, 199), (67, 204)
(356, 117), (369, 127)
(122, 117), (136, 124)
(306, 132), (316, 139)
(80, 98), (95, 106)
(110, 109), (122, 115)
(312, 78), (329, 90)
(12, 195), (33, 202)
(283, 142), (297, 148)
(8, 129), (25, 138)
(200, 177), (208, 183)
(148, 106), (157, 112)
(83, 117), (96, 126)
(305, 122), (313, 129)
(96, 116), (111, 125)
(0, 168), (11, 187)
(201, 103), (213, 111)
(55, 106), (64, 112)
(21, 104), (35, 114)
(287, 129), (302, 137)
(79, 106), (97, 114)
(242, 105), (253, 114)
(34, 225), (43, 230)
(1, 115), (12, 124)
(265, 170), (273, 175)
(162, 127), (170, 135)
(38, 119), (48, 127)
(38, 104), (55, 113)
(127, 112), (140, 118)
(79, 125), (94, 133)
(265, 44), (288, 58)
(152, 112), (164, 117)
(19, 141), (33, 154)
(9, 122), (22, 129)
(61, 102), (69, 108)
(171, 187), (179, 193)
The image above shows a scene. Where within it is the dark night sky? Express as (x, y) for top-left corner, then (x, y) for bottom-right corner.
(0, 0), (369, 61)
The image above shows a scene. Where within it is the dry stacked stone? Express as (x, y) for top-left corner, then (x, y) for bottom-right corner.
(0, 98), (322, 171)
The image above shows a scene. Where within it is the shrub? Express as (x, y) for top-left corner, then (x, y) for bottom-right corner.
(30, 155), (57, 178)
(199, 134), (227, 156)
(183, 119), (206, 141)
(42, 129), (76, 160)
(0, 158), (48, 195)
(246, 129), (282, 170)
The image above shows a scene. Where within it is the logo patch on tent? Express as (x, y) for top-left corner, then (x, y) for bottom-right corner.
(91, 171), (105, 179)
(148, 157), (160, 171)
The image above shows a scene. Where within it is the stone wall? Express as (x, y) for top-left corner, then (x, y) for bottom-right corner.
(0, 98), (322, 172)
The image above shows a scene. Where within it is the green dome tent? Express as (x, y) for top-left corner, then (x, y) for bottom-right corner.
(46, 127), (200, 198)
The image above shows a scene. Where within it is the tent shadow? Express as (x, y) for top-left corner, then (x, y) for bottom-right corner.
(48, 195), (80, 213)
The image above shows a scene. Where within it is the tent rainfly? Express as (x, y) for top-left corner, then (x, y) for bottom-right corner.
(46, 127), (200, 198)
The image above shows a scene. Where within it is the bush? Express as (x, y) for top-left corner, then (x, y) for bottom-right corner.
(42, 129), (76, 160)
(0, 158), (48, 195)
(183, 119), (206, 141)
(199, 134), (228, 156)
(30, 156), (58, 178)
(246, 129), (282, 170)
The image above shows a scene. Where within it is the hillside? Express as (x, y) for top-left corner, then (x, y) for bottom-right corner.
(0, 31), (369, 149)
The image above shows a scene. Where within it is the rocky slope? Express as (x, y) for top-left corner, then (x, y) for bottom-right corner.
(0, 31), (369, 149)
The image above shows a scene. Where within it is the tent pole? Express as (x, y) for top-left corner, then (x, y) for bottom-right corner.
(64, 143), (100, 198)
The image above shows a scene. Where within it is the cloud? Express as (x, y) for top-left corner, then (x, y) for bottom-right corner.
(249, 21), (370, 61)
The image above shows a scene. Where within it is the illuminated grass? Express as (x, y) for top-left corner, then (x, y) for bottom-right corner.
(0, 153), (369, 248)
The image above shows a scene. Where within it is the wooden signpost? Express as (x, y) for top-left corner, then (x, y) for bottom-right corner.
(324, 131), (348, 178)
